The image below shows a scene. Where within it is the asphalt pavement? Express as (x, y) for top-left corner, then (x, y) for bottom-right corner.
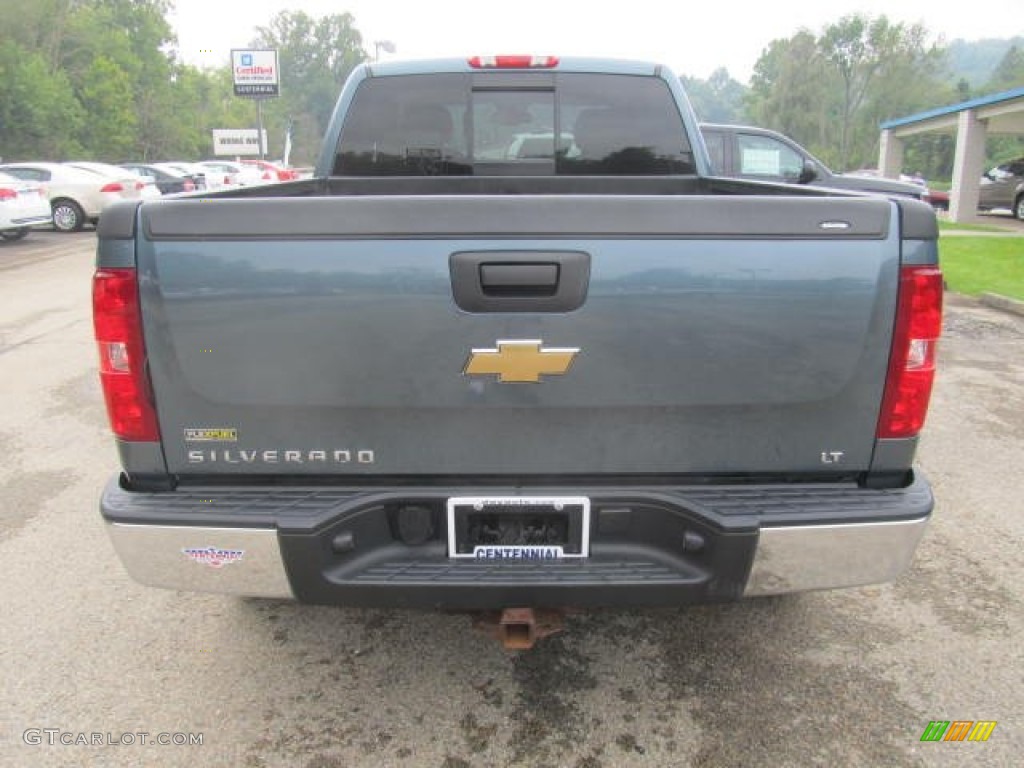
(0, 230), (1020, 767)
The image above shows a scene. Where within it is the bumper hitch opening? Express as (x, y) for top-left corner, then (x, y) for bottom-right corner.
(475, 607), (566, 651)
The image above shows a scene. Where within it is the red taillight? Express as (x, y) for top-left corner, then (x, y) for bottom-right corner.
(100, 181), (124, 193)
(468, 55), (559, 69)
(93, 268), (160, 441)
(0, 188), (16, 201)
(262, 171), (272, 180)
(876, 266), (943, 439)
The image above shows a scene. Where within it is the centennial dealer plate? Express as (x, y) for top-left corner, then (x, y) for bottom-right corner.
(447, 496), (590, 560)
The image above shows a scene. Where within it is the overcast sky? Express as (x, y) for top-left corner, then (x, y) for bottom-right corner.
(170, 0), (1023, 82)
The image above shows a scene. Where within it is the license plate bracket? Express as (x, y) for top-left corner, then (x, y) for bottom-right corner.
(447, 496), (590, 560)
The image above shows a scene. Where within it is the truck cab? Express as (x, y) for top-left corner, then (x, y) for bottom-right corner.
(700, 122), (927, 200)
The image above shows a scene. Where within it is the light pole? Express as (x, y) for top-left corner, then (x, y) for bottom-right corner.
(373, 40), (396, 61)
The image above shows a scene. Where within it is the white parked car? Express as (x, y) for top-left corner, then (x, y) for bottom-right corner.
(0, 171), (52, 241)
(0, 162), (136, 232)
(65, 161), (161, 200)
(198, 160), (265, 187)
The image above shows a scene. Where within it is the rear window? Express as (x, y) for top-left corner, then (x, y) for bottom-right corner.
(334, 73), (695, 176)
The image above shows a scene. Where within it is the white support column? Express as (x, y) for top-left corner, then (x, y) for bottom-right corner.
(879, 130), (904, 178)
(950, 110), (987, 223)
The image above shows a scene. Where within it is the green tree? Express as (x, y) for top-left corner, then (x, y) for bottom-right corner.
(747, 31), (833, 161)
(945, 36), (1024, 90)
(0, 41), (84, 159)
(681, 68), (748, 123)
(71, 0), (181, 159)
(2, 1), (371, 163)
(986, 45), (1024, 91)
(165, 66), (260, 160)
(858, 31), (947, 173)
(819, 15), (942, 170)
(748, 15), (947, 172)
(0, 0), (87, 159)
(0, 0), (80, 72)
(251, 10), (367, 163)
(74, 55), (137, 160)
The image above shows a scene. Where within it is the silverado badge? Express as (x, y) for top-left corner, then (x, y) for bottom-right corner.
(463, 340), (580, 383)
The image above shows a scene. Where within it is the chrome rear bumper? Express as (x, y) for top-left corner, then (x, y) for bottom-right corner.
(105, 523), (294, 599)
(101, 474), (932, 604)
(743, 516), (929, 596)
(104, 514), (929, 602)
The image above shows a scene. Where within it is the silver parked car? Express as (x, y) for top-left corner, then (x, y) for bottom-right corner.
(155, 162), (209, 190)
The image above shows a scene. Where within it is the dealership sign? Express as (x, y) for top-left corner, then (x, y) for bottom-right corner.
(212, 129), (268, 156)
(231, 49), (279, 97)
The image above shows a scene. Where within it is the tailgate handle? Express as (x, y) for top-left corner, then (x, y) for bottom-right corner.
(480, 263), (559, 296)
(450, 251), (590, 313)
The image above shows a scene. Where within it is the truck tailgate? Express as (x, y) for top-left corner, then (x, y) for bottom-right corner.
(136, 195), (899, 477)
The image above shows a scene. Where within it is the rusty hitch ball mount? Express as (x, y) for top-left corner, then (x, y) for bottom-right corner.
(473, 607), (567, 650)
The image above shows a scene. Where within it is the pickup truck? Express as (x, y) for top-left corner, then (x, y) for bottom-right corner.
(700, 123), (929, 200)
(95, 56), (941, 625)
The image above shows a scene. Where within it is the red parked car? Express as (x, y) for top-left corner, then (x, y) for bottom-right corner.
(240, 160), (299, 182)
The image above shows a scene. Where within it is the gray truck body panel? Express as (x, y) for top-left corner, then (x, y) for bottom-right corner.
(126, 195), (901, 478)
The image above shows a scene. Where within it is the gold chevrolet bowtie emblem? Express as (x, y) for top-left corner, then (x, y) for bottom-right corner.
(463, 340), (580, 383)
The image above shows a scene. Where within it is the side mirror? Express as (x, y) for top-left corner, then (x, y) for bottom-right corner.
(798, 160), (818, 184)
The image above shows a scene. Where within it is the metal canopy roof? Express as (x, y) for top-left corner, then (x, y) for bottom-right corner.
(880, 86), (1024, 137)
